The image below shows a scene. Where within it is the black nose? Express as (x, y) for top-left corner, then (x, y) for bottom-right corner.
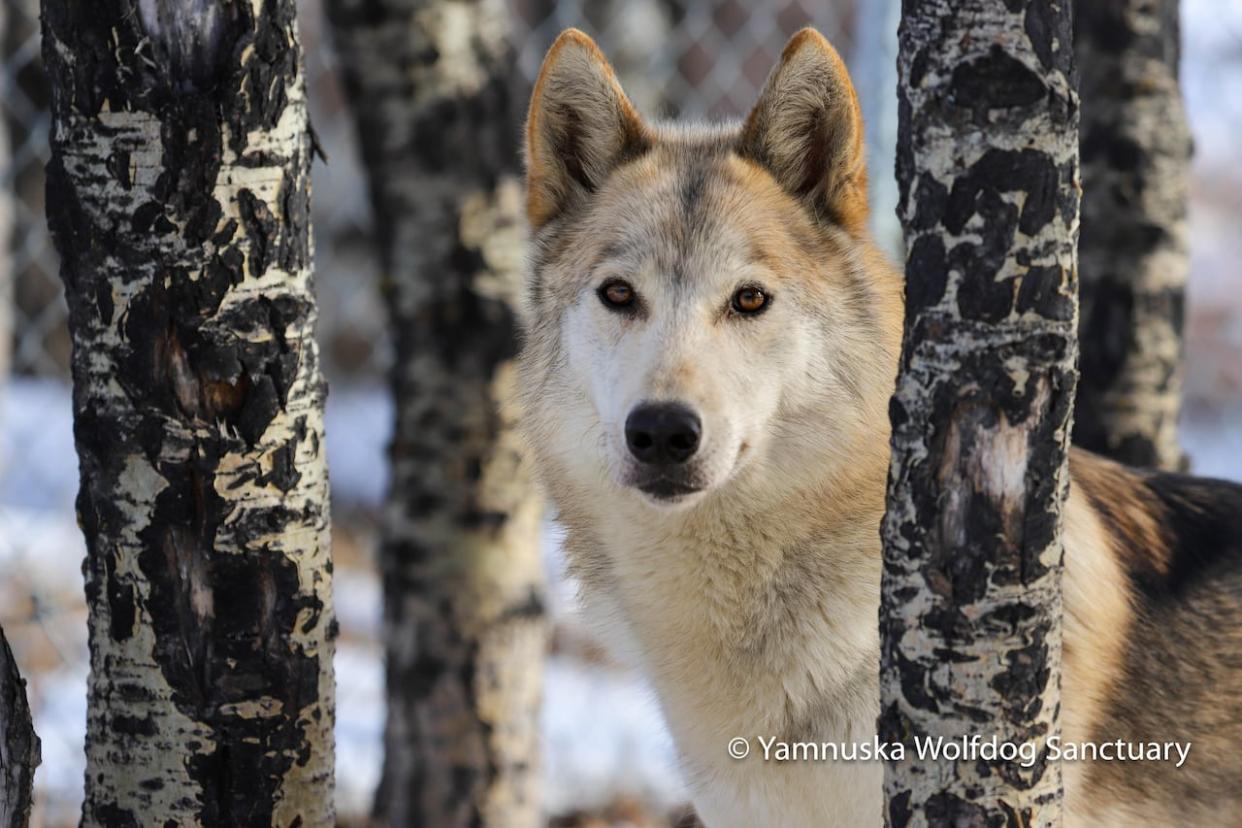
(625, 403), (701, 465)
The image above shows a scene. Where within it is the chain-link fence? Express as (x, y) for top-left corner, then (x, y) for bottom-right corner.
(4, 0), (60, 378)
(0, 1), (866, 824)
(5, 0), (862, 387)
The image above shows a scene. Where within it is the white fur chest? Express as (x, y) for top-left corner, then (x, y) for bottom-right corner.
(571, 497), (887, 827)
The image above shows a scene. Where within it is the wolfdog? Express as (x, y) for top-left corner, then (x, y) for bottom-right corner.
(516, 28), (1242, 827)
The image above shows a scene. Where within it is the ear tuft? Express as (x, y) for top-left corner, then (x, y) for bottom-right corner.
(525, 29), (650, 231)
(738, 28), (868, 235)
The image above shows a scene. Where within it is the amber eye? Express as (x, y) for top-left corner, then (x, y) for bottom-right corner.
(599, 280), (636, 310)
(732, 285), (770, 315)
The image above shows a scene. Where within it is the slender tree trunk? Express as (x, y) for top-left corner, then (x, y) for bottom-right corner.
(1073, 0), (1190, 470)
(1, 625), (40, 828)
(880, 1), (1079, 825)
(581, 0), (675, 114)
(0, 0), (12, 472)
(42, 2), (335, 824)
(324, 1), (545, 825)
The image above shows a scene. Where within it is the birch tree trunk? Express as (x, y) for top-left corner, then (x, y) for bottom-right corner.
(324, 1), (545, 825)
(880, 1), (1080, 824)
(1, 625), (40, 828)
(42, 2), (335, 824)
(1073, 0), (1190, 470)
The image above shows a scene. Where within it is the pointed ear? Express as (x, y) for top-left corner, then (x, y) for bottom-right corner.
(738, 29), (868, 235)
(525, 29), (651, 231)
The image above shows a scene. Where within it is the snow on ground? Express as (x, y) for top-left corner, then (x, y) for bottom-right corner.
(0, 506), (685, 825)
(0, 378), (686, 824)
(4, 378), (1240, 822)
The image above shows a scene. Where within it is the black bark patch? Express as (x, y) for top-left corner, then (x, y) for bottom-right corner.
(925, 792), (1002, 828)
(236, 375), (281, 446)
(904, 235), (948, 314)
(107, 149), (132, 189)
(91, 802), (140, 828)
(261, 436), (303, 493)
(1016, 265), (1074, 322)
(138, 507), (324, 825)
(950, 47), (1047, 113)
(888, 790), (912, 828)
(945, 148), (1059, 239)
(95, 279), (115, 329)
(106, 559), (136, 642)
(1027, 3), (1073, 74)
(910, 173), (948, 232)
(111, 713), (159, 737)
(238, 188), (278, 279)
(132, 201), (166, 235)
(1081, 126), (1144, 173)
(991, 639), (1052, 720)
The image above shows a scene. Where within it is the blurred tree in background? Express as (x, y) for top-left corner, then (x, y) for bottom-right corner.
(1074, 0), (1191, 471)
(325, 0), (547, 824)
(0, 0), (10, 475)
(42, 1), (335, 823)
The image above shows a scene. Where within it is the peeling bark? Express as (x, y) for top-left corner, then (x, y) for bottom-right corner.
(881, 1), (1079, 825)
(42, 1), (335, 824)
(1, 626), (40, 828)
(1074, 0), (1190, 471)
(324, 1), (545, 826)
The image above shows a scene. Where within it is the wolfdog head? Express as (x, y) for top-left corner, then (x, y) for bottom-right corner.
(517, 29), (902, 514)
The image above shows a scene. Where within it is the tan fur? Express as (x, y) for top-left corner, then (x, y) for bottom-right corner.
(737, 30), (869, 236)
(1059, 463), (1135, 821)
(1071, 452), (1174, 579)
(525, 29), (649, 230)
(519, 29), (1239, 827)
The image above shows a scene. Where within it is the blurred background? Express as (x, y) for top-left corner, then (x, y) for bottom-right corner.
(1, 0), (1239, 824)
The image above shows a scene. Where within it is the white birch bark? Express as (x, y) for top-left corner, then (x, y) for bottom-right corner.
(325, 0), (545, 825)
(42, 1), (334, 823)
(1074, 0), (1190, 471)
(880, 1), (1080, 824)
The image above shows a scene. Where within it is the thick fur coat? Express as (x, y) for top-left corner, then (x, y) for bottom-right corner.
(516, 28), (1242, 827)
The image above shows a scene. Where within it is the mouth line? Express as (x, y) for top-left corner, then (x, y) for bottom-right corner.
(636, 477), (704, 501)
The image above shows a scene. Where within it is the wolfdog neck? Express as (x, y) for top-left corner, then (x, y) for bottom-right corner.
(563, 397), (891, 822)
